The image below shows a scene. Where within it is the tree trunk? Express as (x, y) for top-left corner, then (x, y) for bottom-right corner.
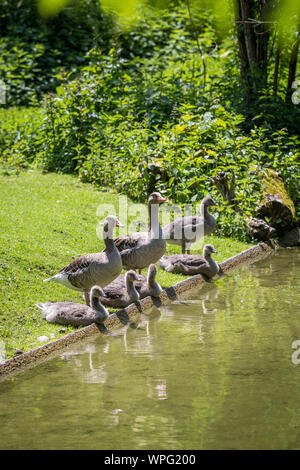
(258, 194), (296, 235)
(239, 0), (257, 76)
(286, 23), (300, 103)
(256, 0), (271, 91)
(209, 169), (241, 213)
(234, 0), (252, 104)
(273, 36), (281, 96)
(247, 217), (276, 241)
(234, 0), (271, 105)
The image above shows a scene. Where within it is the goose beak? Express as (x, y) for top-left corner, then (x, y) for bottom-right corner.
(116, 220), (124, 227)
(213, 248), (217, 253)
(157, 195), (167, 203)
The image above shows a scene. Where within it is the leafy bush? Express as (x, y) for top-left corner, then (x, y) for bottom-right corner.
(0, 107), (44, 171)
(0, 0), (114, 105)
(28, 58), (299, 240)
(0, 1), (299, 242)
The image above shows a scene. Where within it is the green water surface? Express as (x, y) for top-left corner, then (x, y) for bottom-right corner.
(1, 248), (300, 450)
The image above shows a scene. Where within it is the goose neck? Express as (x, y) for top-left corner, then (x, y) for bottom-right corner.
(200, 202), (208, 218)
(148, 270), (156, 287)
(103, 221), (114, 251)
(149, 203), (161, 238)
(91, 294), (108, 318)
(126, 277), (140, 302)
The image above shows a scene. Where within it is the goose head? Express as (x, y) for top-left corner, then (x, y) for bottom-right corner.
(147, 264), (157, 286)
(203, 244), (217, 257)
(201, 195), (217, 207)
(102, 215), (123, 238)
(148, 192), (167, 205)
(90, 285), (106, 299)
(125, 270), (139, 283)
(89, 286), (109, 320)
(125, 270), (140, 302)
(147, 264), (162, 296)
(104, 215), (123, 229)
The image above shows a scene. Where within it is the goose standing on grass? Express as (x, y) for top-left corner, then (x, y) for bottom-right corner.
(114, 192), (167, 273)
(44, 215), (123, 305)
(100, 270), (140, 308)
(162, 195), (217, 254)
(159, 244), (219, 280)
(36, 286), (109, 326)
(135, 264), (162, 299)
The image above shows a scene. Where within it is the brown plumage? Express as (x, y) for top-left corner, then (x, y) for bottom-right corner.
(44, 215), (123, 304)
(113, 192), (167, 271)
(36, 286), (109, 326)
(100, 270), (140, 308)
(159, 244), (219, 279)
(134, 264), (162, 298)
(162, 195), (217, 253)
(101, 264), (162, 305)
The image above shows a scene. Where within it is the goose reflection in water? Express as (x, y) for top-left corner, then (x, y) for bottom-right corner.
(147, 376), (168, 401)
(60, 340), (109, 384)
(122, 309), (161, 356)
(160, 283), (220, 316)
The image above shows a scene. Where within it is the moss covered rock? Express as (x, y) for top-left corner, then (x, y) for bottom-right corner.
(258, 169), (297, 236)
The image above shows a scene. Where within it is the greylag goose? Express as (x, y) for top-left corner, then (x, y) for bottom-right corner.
(114, 192), (167, 272)
(100, 270), (140, 308)
(44, 215), (123, 305)
(162, 195), (217, 253)
(101, 264), (162, 304)
(159, 244), (219, 279)
(135, 264), (162, 299)
(36, 286), (109, 326)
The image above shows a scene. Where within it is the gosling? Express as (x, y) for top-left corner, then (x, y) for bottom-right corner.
(36, 286), (109, 326)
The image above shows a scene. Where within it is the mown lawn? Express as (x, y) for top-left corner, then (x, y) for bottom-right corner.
(0, 170), (253, 359)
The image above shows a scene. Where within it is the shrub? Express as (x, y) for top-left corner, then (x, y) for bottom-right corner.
(0, 107), (44, 170)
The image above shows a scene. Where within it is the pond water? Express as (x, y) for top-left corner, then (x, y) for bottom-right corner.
(0, 248), (300, 450)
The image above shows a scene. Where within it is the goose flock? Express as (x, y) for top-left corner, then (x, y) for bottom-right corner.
(38, 192), (218, 326)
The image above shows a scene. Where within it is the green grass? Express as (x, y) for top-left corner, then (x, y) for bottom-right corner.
(0, 170), (253, 360)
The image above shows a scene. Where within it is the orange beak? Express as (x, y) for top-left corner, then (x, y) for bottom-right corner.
(116, 220), (124, 227)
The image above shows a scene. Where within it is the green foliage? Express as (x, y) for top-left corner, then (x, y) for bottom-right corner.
(0, 1), (299, 243)
(0, 107), (45, 170)
(0, 0), (114, 105)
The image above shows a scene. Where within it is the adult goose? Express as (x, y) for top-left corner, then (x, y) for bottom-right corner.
(36, 286), (109, 326)
(44, 215), (123, 305)
(100, 270), (140, 308)
(159, 244), (219, 280)
(135, 264), (162, 299)
(162, 195), (217, 254)
(114, 192), (167, 272)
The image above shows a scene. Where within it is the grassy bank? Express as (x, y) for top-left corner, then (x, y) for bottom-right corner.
(0, 170), (253, 360)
